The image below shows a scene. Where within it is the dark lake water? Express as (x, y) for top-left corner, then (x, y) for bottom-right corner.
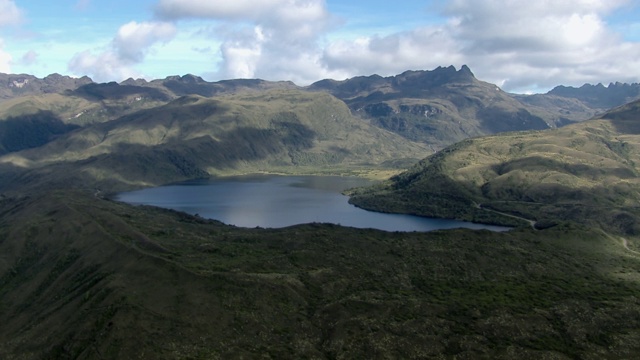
(115, 175), (509, 232)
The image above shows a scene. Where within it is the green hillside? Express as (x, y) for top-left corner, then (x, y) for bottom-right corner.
(1, 191), (639, 358)
(349, 99), (640, 233)
(0, 90), (427, 193)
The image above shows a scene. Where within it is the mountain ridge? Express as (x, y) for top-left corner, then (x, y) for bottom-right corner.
(2, 66), (640, 193)
(0, 89), (428, 193)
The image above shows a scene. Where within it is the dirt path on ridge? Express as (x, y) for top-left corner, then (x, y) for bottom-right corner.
(473, 202), (537, 229)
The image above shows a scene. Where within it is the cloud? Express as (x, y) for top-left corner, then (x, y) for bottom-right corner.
(68, 21), (176, 82)
(155, 0), (329, 24)
(0, 40), (11, 72)
(322, 27), (463, 77)
(19, 50), (38, 65)
(442, 0), (640, 91)
(154, 0), (339, 84)
(68, 50), (138, 82)
(321, 0), (640, 92)
(114, 21), (176, 62)
(0, 0), (23, 73)
(0, 0), (22, 26)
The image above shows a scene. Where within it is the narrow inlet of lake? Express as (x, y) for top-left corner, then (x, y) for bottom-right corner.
(115, 175), (509, 232)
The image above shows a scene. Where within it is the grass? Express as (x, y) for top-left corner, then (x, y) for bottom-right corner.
(350, 113), (640, 232)
(0, 89), (427, 194)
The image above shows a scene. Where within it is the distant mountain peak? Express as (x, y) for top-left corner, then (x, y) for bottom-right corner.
(180, 74), (205, 83)
(0, 72), (93, 99)
(459, 64), (474, 76)
(548, 81), (640, 109)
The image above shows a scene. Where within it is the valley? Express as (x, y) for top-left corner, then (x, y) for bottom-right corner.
(1, 67), (640, 358)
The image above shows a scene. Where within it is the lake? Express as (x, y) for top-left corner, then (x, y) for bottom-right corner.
(115, 175), (510, 232)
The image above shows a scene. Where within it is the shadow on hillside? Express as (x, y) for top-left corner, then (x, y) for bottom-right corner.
(491, 156), (636, 179)
(602, 101), (640, 134)
(77, 122), (318, 186)
(606, 116), (640, 135)
(478, 108), (549, 133)
(0, 111), (79, 155)
(71, 83), (172, 101)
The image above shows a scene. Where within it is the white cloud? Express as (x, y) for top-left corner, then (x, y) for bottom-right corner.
(68, 21), (176, 82)
(0, 0), (22, 73)
(322, 27), (463, 77)
(68, 50), (140, 82)
(440, 0), (640, 91)
(155, 0), (329, 24)
(114, 21), (176, 62)
(321, 0), (640, 92)
(154, 0), (339, 84)
(0, 0), (22, 26)
(0, 40), (11, 72)
(148, 0), (640, 91)
(19, 50), (38, 65)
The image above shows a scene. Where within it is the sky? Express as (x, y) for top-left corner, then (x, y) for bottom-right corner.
(0, 0), (639, 94)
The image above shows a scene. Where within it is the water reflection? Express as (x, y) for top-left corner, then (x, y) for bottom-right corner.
(115, 175), (509, 232)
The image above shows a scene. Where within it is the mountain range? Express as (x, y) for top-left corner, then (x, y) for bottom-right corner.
(2, 66), (640, 194)
(3, 67), (640, 153)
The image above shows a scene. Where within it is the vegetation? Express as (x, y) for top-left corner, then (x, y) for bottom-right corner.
(1, 70), (640, 358)
(350, 99), (640, 235)
(0, 90), (427, 193)
(0, 111), (79, 154)
(307, 65), (623, 148)
(0, 191), (639, 358)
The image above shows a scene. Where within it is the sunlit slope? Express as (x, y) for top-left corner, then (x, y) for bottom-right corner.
(350, 99), (640, 233)
(0, 89), (427, 191)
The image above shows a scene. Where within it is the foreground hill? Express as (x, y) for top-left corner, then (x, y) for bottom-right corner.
(0, 190), (639, 358)
(349, 99), (640, 234)
(0, 90), (427, 193)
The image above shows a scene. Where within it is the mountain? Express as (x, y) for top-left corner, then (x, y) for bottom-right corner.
(309, 66), (593, 148)
(547, 82), (640, 110)
(3, 69), (639, 156)
(349, 98), (640, 233)
(0, 73), (93, 99)
(0, 89), (427, 193)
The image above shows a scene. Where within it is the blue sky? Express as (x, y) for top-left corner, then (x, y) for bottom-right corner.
(1, 0), (639, 93)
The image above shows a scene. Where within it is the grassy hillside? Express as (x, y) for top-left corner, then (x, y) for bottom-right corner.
(0, 191), (639, 359)
(349, 99), (640, 233)
(0, 90), (172, 127)
(0, 90), (427, 193)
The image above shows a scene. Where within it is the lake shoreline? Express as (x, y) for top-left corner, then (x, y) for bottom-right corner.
(115, 175), (511, 233)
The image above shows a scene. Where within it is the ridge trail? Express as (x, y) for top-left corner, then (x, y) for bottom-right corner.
(473, 202), (537, 229)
